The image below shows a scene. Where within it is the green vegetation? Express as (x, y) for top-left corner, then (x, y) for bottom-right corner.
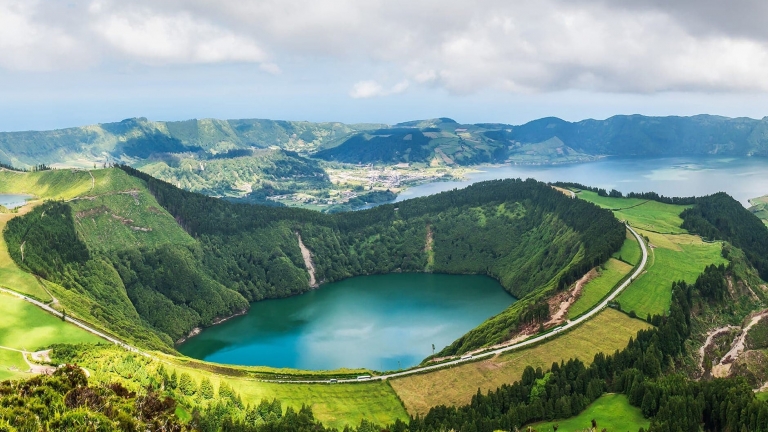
(749, 195), (768, 225)
(569, 258), (633, 318)
(682, 192), (768, 281)
(531, 394), (649, 432)
(390, 309), (651, 415)
(618, 232), (726, 318)
(613, 230), (642, 265)
(578, 190), (689, 234)
(0, 291), (102, 351)
(576, 188), (730, 318)
(0, 207), (52, 301)
(1, 168), (624, 352)
(53, 344), (408, 430)
(403, 266), (768, 432)
(747, 316), (768, 350)
(0, 349), (28, 381)
(138, 149), (331, 203)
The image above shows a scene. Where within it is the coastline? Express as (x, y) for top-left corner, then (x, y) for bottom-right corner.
(175, 308), (248, 345)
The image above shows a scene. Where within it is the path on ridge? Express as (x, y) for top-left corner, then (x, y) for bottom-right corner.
(269, 224), (648, 383)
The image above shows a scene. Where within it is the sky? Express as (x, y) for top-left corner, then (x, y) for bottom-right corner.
(1, 0), (767, 131)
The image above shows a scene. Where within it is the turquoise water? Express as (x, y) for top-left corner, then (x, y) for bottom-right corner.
(178, 273), (515, 371)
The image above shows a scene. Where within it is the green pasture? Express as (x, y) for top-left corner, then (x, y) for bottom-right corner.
(531, 393), (649, 432)
(569, 258), (633, 318)
(618, 232), (726, 318)
(575, 190), (646, 209)
(613, 231), (642, 265)
(391, 309), (651, 416)
(578, 191), (689, 234)
(0, 169), (94, 200)
(0, 348), (29, 381)
(0, 291), (103, 351)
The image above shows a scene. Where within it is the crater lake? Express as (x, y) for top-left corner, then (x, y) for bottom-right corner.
(178, 273), (516, 371)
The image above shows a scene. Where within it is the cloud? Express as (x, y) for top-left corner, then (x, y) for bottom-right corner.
(350, 80), (409, 98)
(2, 0), (768, 95)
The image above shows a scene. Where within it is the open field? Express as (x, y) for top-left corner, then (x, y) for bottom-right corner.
(232, 381), (407, 429)
(389, 309), (651, 416)
(0, 348), (29, 381)
(574, 190), (646, 209)
(613, 230), (642, 265)
(569, 258), (633, 318)
(749, 195), (768, 226)
(71, 345), (408, 430)
(530, 393), (649, 432)
(0, 169), (94, 200)
(0, 291), (103, 351)
(578, 191), (689, 234)
(618, 231), (726, 318)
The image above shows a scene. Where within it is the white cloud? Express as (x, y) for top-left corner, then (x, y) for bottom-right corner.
(350, 80), (409, 98)
(2, 0), (768, 95)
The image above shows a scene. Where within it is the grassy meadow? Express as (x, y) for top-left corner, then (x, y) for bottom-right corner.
(0, 348), (29, 381)
(0, 291), (103, 351)
(67, 345), (408, 430)
(530, 393), (649, 432)
(613, 230), (642, 265)
(618, 231), (726, 318)
(576, 191), (727, 318)
(577, 190), (689, 234)
(568, 258), (633, 318)
(389, 309), (651, 416)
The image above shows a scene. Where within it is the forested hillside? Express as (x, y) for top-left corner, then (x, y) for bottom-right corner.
(3, 168), (623, 352)
(0, 117), (379, 167)
(3, 114), (767, 170)
(681, 192), (768, 280)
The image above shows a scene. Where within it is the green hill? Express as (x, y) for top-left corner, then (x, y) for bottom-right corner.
(2, 168), (624, 353)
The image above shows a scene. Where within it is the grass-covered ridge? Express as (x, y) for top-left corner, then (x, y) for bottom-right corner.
(1, 167), (624, 355)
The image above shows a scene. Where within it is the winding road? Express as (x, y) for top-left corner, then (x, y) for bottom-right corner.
(0, 286), (145, 356)
(2, 224), (646, 383)
(271, 223), (648, 383)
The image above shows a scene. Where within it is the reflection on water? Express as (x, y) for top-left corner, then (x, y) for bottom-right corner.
(179, 273), (515, 371)
(394, 156), (768, 206)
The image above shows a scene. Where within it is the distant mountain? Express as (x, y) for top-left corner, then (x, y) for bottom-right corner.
(1, 114), (767, 169)
(512, 114), (768, 157)
(0, 117), (383, 167)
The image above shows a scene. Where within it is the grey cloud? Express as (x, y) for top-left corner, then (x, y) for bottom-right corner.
(1, 0), (767, 95)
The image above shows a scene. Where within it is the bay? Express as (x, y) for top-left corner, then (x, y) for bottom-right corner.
(396, 156), (768, 206)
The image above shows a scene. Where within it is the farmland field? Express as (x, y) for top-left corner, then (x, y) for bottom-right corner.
(530, 393), (649, 432)
(618, 231), (726, 318)
(569, 258), (633, 318)
(0, 348), (28, 381)
(389, 309), (651, 415)
(612, 230), (642, 265)
(0, 291), (103, 351)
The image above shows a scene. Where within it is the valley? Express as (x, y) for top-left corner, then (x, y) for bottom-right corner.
(1, 149), (768, 430)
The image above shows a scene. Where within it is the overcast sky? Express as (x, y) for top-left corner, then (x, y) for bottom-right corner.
(1, 0), (767, 131)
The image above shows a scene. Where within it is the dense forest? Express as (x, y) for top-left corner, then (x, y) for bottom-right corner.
(12, 265), (767, 431)
(3, 167), (623, 352)
(681, 192), (768, 280)
(405, 265), (768, 432)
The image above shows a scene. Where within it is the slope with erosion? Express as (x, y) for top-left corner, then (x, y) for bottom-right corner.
(124, 167), (625, 352)
(3, 167), (625, 356)
(573, 190), (728, 318)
